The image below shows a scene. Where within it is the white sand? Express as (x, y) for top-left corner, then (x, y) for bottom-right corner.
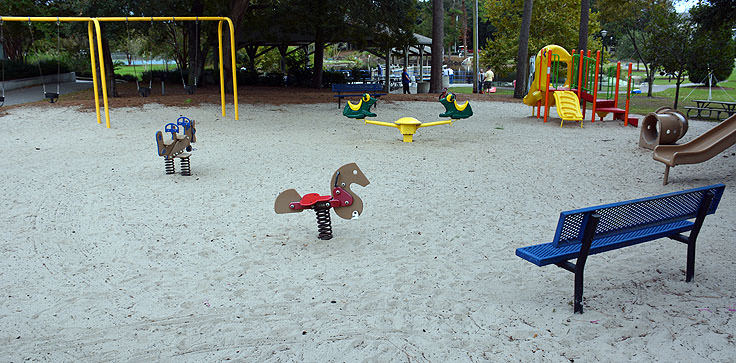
(1, 100), (735, 361)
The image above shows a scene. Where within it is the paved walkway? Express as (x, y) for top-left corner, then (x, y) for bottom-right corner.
(1, 80), (95, 106)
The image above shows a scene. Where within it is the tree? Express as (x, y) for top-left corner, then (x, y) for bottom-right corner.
(431, 0), (444, 92)
(481, 0), (602, 80)
(686, 0), (736, 86)
(649, 10), (694, 108)
(578, 0), (590, 52)
(0, 0), (44, 61)
(513, 0), (533, 99)
(598, 0), (672, 97)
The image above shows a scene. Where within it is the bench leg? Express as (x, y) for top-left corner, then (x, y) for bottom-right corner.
(663, 165), (670, 185)
(574, 212), (601, 314)
(685, 191), (715, 282)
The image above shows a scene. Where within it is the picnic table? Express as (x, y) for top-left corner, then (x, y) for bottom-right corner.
(684, 99), (736, 120)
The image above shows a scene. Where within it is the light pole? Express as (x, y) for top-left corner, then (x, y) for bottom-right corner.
(600, 30), (608, 52)
(473, 0), (479, 93)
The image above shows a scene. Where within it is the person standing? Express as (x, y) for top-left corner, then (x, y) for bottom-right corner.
(483, 67), (495, 93)
(402, 67), (411, 94)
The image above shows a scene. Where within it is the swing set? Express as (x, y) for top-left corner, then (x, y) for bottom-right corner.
(0, 16), (239, 128)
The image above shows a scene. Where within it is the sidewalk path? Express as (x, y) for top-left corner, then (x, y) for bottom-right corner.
(2, 80), (94, 106)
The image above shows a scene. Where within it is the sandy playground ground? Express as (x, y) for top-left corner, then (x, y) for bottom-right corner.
(1, 90), (735, 362)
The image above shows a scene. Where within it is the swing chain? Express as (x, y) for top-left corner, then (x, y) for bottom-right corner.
(0, 17), (5, 105)
(56, 17), (60, 95)
(27, 19), (48, 95)
(125, 17), (141, 92)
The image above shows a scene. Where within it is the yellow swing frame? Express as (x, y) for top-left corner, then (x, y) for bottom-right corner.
(0, 16), (239, 128)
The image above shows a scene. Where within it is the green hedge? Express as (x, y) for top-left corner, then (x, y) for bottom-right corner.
(1, 59), (72, 80)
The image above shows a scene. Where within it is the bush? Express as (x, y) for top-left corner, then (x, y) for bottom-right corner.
(0, 59), (71, 80)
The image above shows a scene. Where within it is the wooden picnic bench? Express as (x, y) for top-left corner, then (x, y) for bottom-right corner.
(516, 184), (725, 313)
(332, 83), (386, 108)
(684, 100), (736, 120)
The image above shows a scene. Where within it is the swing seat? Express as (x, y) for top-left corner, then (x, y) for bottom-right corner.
(185, 85), (196, 95)
(138, 87), (151, 97)
(45, 93), (59, 103)
(0, 96), (5, 106)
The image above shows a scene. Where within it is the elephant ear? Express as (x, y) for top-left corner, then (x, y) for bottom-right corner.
(274, 189), (303, 214)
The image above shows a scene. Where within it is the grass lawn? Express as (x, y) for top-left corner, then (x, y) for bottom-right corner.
(115, 64), (173, 79)
(629, 68), (736, 116)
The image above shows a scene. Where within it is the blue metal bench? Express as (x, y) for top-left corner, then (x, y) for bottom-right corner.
(332, 83), (386, 108)
(516, 184), (725, 313)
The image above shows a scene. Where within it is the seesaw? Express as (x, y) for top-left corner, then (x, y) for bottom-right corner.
(342, 92), (473, 142)
(155, 116), (197, 176)
(274, 163), (369, 240)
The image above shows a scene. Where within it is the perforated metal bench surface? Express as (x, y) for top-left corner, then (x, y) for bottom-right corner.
(516, 220), (695, 266)
(515, 184), (725, 313)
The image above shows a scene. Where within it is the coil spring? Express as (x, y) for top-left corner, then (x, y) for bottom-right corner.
(314, 203), (333, 240)
(164, 159), (175, 174)
(180, 157), (191, 176)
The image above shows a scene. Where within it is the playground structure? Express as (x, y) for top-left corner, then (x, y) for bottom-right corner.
(0, 16), (239, 128)
(343, 92), (473, 143)
(274, 163), (370, 240)
(156, 116), (197, 176)
(653, 113), (736, 185)
(523, 45), (637, 127)
(639, 107), (689, 149)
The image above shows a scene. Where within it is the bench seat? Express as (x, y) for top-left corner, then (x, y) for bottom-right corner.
(516, 219), (694, 266)
(515, 184), (725, 313)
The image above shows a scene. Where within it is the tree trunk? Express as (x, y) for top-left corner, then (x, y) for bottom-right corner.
(101, 37), (118, 97)
(646, 66), (655, 97)
(514, 0), (533, 99)
(461, 0), (468, 58)
(312, 36), (325, 88)
(245, 45), (258, 71)
(674, 73), (683, 109)
(430, 0), (444, 93)
(223, 0), (251, 92)
(578, 0), (590, 52)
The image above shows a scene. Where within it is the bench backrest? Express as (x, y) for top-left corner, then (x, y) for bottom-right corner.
(332, 83), (383, 93)
(553, 184), (725, 247)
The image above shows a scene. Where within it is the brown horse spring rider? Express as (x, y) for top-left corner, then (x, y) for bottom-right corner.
(274, 163), (370, 240)
(155, 117), (197, 176)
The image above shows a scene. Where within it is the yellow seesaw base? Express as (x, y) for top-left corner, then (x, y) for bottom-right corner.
(364, 117), (453, 142)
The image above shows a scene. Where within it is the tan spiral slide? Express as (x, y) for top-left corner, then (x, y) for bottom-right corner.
(653, 113), (736, 185)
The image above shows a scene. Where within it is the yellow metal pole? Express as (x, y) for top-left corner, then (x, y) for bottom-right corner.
(92, 19), (110, 128)
(225, 17), (238, 120)
(87, 21), (101, 125)
(217, 20), (226, 117)
(0, 17), (92, 22)
(418, 120), (453, 128)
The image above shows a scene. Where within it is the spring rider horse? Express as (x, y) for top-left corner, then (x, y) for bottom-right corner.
(342, 92), (473, 142)
(155, 116), (197, 176)
(274, 163), (370, 240)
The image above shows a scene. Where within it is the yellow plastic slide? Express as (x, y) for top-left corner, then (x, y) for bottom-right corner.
(553, 91), (584, 127)
(522, 45), (573, 107)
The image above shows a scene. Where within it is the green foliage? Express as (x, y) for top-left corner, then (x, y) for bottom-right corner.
(598, 0), (675, 96)
(686, 1), (736, 85)
(0, 59), (71, 80)
(480, 0), (603, 74)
